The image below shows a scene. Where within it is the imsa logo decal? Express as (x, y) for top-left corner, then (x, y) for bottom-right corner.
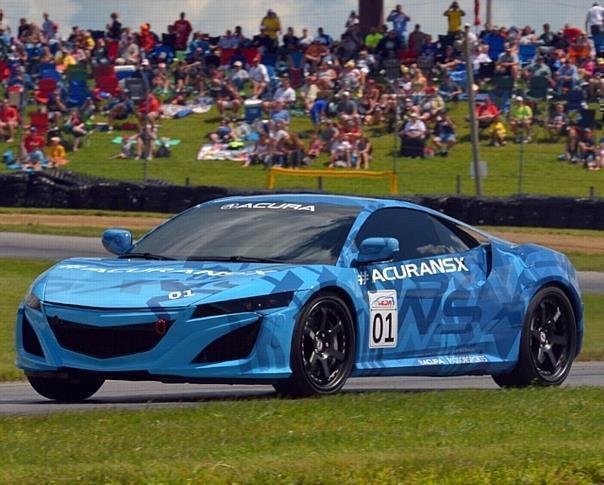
(368, 290), (398, 349)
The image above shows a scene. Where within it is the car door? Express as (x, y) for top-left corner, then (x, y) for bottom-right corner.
(354, 207), (491, 369)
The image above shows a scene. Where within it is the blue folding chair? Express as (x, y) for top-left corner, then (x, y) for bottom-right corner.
(261, 53), (278, 67)
(519, 44), (538, 66)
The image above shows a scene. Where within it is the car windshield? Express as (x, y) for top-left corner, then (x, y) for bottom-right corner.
(127, 201), (360, 265)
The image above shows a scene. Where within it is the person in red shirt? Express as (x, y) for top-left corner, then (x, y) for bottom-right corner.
(0, 99), (19, 143)
(475, 97), (500, 128)
(173, 12), (192, 51)
(138, 23), (156, 53)
(22, 127), (46, 155)
(137, 93), (161, 122)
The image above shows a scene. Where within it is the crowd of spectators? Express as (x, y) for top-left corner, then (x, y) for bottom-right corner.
(1, 3), (604, 171)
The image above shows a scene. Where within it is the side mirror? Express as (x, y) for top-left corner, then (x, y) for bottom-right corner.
(356, 237), (399, 265)
(102, 229), (133, 255)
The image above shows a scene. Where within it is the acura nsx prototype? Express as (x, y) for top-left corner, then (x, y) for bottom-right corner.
(16, 195), (583, 400)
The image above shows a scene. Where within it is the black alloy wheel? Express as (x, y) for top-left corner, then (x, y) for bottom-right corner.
(274, 293), (355, 397)
(492, 287), (576, 388)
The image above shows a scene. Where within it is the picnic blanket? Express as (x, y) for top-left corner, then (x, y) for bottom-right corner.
(111, 136), (182, 147)
(196, 143), (253, 162)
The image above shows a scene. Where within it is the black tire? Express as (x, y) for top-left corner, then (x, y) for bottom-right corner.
(27, 371), (104, 401)
(492, 286), (577, 388)
(274, 292), (355, 398)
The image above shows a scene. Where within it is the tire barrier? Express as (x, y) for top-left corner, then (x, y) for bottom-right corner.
(0, 171), (602, 229)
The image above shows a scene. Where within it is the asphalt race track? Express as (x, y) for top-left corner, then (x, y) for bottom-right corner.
(1, 362), (603, 415)
(1, 232), (603, 293)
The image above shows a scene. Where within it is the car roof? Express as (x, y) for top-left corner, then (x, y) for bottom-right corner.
(207, 193), (424, 210)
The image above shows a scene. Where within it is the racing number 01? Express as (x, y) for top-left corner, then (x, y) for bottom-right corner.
(368, 290), (398, 349)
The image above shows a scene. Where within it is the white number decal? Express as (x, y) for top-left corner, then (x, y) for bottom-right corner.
(368, 290), (398, 349)
(168, 289), (194, 300)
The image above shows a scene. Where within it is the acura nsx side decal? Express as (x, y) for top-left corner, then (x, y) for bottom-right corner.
(358, 257), (469, 285)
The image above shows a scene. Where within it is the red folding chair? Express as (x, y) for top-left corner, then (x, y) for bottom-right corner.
(93, 64), (116, 80)
(107, 40), (119, 62)
(35, 78), (57, 104)
(398, 49), (418, 65)
(289, 67), (303, 89)
(242, 47), (259, 66)
(220, 48), (236, 66)
(29, 111), (50, 134)
(95, 75), (120, 97)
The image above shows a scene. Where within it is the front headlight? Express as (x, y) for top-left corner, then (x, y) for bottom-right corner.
(192, 291), (294, 318)
(24, 293), (41, 311)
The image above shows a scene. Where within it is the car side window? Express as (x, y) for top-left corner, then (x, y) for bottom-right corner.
(356, 208), (477, 261)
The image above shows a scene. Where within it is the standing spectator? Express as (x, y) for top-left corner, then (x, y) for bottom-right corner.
(260, 10), (281, 44)
(106, 12), (122, 41)
(282, 27), (299, 52)
(315, 27), (333, 46)
(173, 12), (192, 51)
(138, 23), (156, 53)
(364, 26), (384, 52)
(387, 4), (411, 45)
(299, 28), (314, 47)
(443, 2), (465, 35)
(0, 9), (10, 33)
(408, 24), (428, 53)
(586, 2), (604, 37)
(42, 12), (54, 40)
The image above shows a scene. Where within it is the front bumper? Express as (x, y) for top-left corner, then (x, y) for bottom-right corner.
(15, 300), (300, 382)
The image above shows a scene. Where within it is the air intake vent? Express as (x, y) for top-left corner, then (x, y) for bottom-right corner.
(22, 315), (45, 358)
(193, 321), (261, 364)
(48, 316), (173, 359)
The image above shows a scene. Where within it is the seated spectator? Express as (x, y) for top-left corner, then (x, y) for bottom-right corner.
(399, 111), (427, 158)
(509, 96), (533, 141)
(304, 39), (328, 71)
(329, 131), (353, 168)
(437, 45), (462, 73)
(555, 58), (578, 95)
(135, 121), (157, 161)
(0, 100), (19, 143)
(278, 132), (306, 168)
(496, 45), (519, 78)
(262, 77), (296, 112)
(475, 97), (500, 128)
(319, 119), (340, 153)
(355, 135), (372, 169)
(243, 132), (272, 167)
(578, 128), (596, 165)
(590, 136), (604, 171)
(46, 136), (69, 167)
(301, 76), (320, 112)
(488, 114), (507, 146)
(269, 100), (291, 125)
(432, 113), (457, 156)
(65, 108), (88, 151)
(21, 127), (46, 160)
(209, 118), (236, 143)
(152, 63), (170, 94)
(419, 87), (446, 121)
(137, 92), (161, 122)
(335, 91), (358, 117)
(547, 103), (568, 139)
(216, 80), (243, 118)
(317, 60), (338, 90)
(248, 55), (270, 99)
(523, 55), (552, 81)
(105, 91), (135, 130)
(228, 60), (249, 92)
(438, 74), (463, 101)
(565, 126), (580, 162)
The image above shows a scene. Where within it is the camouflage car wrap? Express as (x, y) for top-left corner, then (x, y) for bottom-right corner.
(15, 194), (583, 382)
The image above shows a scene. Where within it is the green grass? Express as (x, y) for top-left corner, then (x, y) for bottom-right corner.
(567, 253), (604, 272)
(481, 226), (604, 238)
(1, 388), (603, 483)
(1, 102), (602, 197)
(1, 259), (603, 382)
(0, 224), (148, 239)
(0, 207), (170, 218)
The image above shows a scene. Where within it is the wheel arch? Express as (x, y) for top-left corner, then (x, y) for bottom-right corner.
(307, 286), (358, 334)
(533, 280), (583, 355)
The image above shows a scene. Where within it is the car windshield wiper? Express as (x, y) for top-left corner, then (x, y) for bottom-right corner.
(186, 256), (285, 264)
(119, 252), (176, 261)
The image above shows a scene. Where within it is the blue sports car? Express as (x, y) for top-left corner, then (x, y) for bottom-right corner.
(16, 195), (583, 400)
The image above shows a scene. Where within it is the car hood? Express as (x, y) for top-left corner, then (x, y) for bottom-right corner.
(41, 258), (311, 309)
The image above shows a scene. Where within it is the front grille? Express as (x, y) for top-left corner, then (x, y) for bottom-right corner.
(22, 314), (45, 358)
(192, 320), (261, 364)
(48, 316), (173, 359)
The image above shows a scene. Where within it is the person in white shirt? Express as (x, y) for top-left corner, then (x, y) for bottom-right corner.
(298, 27), (314, 47)
(248, 56), (270, 99)
(262, 77), (296, 112)
(586, 2), (604, 36)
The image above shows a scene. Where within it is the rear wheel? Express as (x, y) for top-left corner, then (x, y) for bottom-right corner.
(27, 371), (104, 401)
(274, 293), (355, 397)
(492, 287), (576, 388)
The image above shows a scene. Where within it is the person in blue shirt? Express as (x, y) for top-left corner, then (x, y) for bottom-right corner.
(387, 4), (411, 45)
(270, 100), (290, 125)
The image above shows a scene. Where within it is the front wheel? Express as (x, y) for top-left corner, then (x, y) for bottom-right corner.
(274, 293), (355, 397)
(492, 287), (577, 388)
(27, 371), (105, 401)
